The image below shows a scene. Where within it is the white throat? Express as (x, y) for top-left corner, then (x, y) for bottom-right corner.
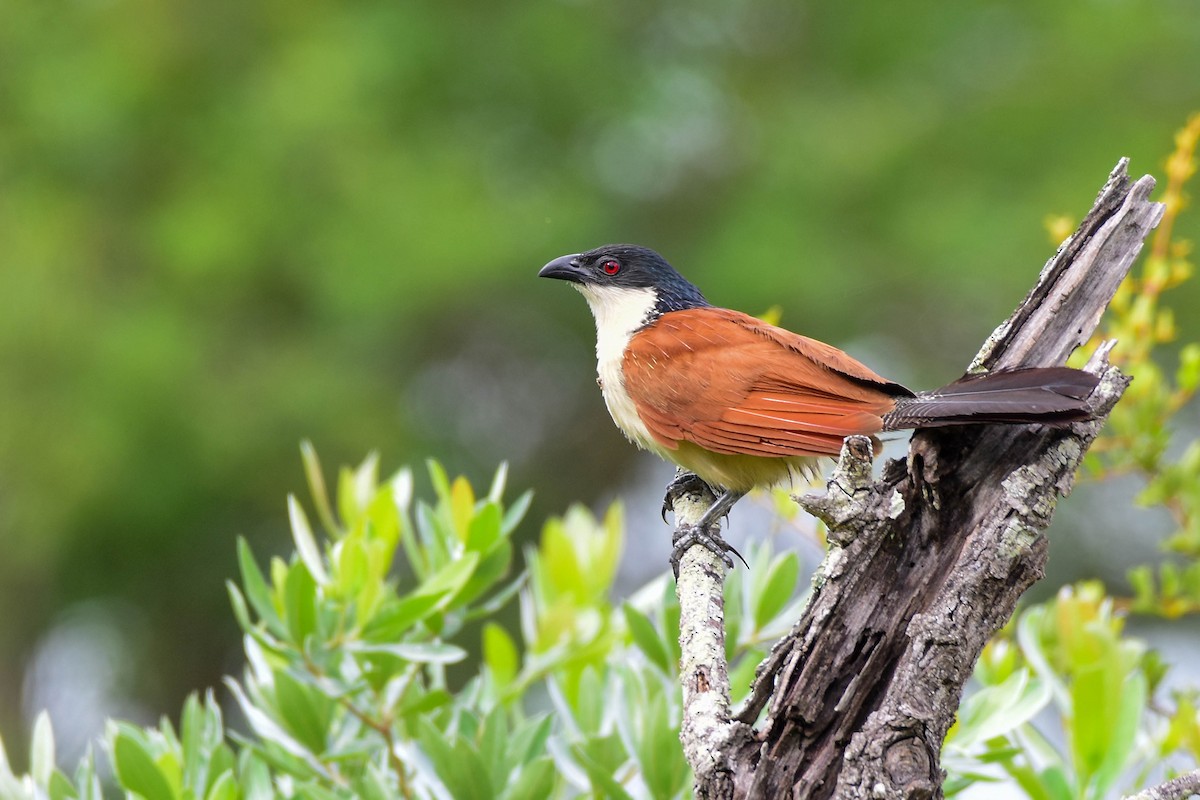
(574, 283), (664, 453)
(575, 284), (659, 366)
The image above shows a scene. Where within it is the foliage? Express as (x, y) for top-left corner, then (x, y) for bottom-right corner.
(943, 582), (1200, 800)
(0, 448), (805, 799)
(1080, 113), (1200, 567)
(1, 453), (1191, 800)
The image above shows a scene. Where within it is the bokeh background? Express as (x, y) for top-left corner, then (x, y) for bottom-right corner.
(3, 0), (1199, 767)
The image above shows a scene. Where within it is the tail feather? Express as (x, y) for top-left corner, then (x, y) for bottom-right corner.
(881, 367), (1098, 431)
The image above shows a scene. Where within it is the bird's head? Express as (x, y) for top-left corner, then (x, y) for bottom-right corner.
(538, 244), (709, 320)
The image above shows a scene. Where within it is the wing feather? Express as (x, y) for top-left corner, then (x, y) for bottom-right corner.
(623, 307), (909, 458)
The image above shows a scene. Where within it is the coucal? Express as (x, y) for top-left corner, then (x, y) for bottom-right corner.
(539, 244), (1098, 568)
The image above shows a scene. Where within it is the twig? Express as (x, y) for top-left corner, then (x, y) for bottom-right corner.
(672, 477), (753, 797)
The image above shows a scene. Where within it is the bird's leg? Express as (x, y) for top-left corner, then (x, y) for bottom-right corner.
(668, 485), (748, 578)
(695, 489), (745, 531)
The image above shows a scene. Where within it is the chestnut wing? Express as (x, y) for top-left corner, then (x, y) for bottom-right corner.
(622, 308), (909, 457)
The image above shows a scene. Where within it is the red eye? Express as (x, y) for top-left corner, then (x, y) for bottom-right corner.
(602, 259), (621, 275)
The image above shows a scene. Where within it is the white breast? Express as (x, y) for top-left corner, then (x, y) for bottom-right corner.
(575, 284), (669, 456)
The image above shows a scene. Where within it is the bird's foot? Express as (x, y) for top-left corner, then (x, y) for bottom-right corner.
(661, 471), (716, 523)
(670, 523), (748, 579)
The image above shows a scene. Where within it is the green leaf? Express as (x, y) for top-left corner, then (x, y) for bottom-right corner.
(379, 555), (472, 635)
(483, 622), (519, 686)
(300, 441), (340, 536)
(30, 711), (54, 788)
(636, 691), (689, 800)
(414, 501), (453, 571)
(465, 572), (527, 622)
(501, 490), (533, 535)
(999, 761), (1056, 800)
(571, 668), (606, 735)
(354, 764), (395, 800)
(1177, 342), (1200, 392)
(181, 692), (225, 799)
(288, 495), (330, 586)
(455, 540), (513, 609)
(237, 539), (285, 635)
(1040, 764), (1074, 800)
(204, 770), (238, 800)
(349, 641), (468, 664)
(573, 743), (636, 800)
(362, 591), (446, 642)
(466, 502), (503, 555)
(113, 729), (176, 800)
(416, 719), (493, 800)
(950, 669), (1051, 751)
(487, 461), (509, 503)
(449, 476), (477, 542)
(73, 749), (103, 800)
(623, 604), (671, 674)
(225, 682), (328, 778)
(395, 688), (453, 721)
(48, 770), (76, 800)
(293, 780), (343, 800)
(283, 561), (318, 644)
(334, 537), (369, 601)
(753, 552), (800, 631)
(729, 647), (763, 708)
(479, 706), (509, 791)
(426, 459), (452, 503)
(503, 757), (556, 800)
(391, 468), (413, 514)
(419, 550), (481, 603)
(507, 715), (553, 766)
(1016, 607), (1069, 708)
(1090, 671), (1147, 799)
(226, 584), (262, 644)
(180, 695), (204, 790)
(274, 670), (331, 754)
(350, 455), (379, 520)
(236, 752), (274, 800)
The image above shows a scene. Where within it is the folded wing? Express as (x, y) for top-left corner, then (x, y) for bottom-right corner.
(623, 308), (912, 458)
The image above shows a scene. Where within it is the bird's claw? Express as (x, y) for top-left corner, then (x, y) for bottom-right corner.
(661, 472), (714, 523)
(670, 523), (748, 578)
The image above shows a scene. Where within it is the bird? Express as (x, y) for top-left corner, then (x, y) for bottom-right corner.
(539, 243), (1098, 571)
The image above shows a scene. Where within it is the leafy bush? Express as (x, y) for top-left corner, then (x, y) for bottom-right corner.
(3, 447), (1197, 800)
(1, 446), (806, 800)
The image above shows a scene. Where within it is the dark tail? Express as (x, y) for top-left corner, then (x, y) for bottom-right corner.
(880, 367), (1099, 431)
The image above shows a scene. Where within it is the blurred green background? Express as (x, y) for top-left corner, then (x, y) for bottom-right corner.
(2, 0), (1199, 764)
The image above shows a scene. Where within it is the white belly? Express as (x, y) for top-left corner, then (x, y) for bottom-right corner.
(575, 283), (669, 457)
(598, 351), (667, 455)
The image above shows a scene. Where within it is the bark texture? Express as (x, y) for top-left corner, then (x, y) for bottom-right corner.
(1125, 769), (1200, 800)
(673, 160), (1164, 800)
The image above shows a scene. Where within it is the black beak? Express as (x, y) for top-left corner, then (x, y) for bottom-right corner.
(539, 253), (585, 283)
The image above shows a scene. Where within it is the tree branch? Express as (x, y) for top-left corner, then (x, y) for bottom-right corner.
(672, 159), (1164, 800)
(672, 473), (754, 797)
(1125, 769), (1200, 800)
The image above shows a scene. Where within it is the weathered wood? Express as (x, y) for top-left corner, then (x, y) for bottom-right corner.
(674, 160), (1163, 800)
